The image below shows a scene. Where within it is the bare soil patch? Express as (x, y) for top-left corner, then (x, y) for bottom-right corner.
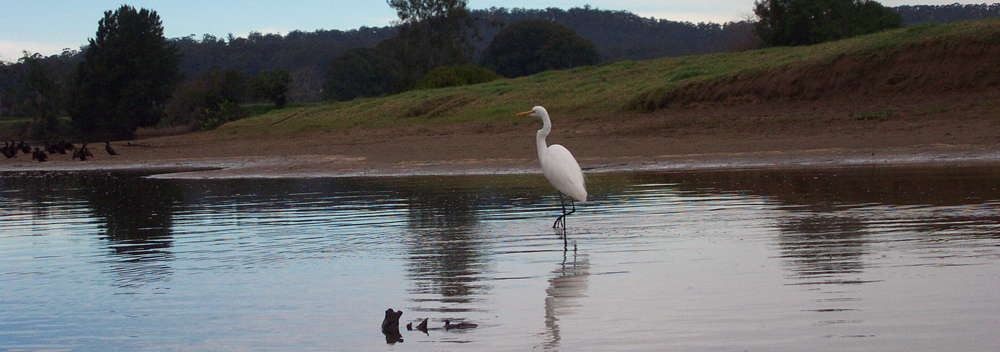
(631, 38), (1000, 111)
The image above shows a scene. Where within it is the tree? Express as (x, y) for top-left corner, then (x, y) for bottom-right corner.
(69, 5), (180, 139)
(381, 0), (477, 88)
(482, 20), (600, 78)
(324, 48), (402, 101)
(252, 70), (291, 108)
(387, 0), (468, 23)
(854, 1), (908, 34)
(753, 0), (901, 47)
(20, 53), (62, 139)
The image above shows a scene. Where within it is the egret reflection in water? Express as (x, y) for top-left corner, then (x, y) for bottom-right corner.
(541, 245), (591, 351)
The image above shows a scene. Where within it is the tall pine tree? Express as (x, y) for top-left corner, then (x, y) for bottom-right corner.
(70, 5), (179, 139)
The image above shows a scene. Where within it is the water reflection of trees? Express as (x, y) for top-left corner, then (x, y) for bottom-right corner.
(775, 215), (868, 279)
(0, 173), (63, 231)
(655, 166), (1000, 209)
(184, 176), (511, 310)
(81, 172), (182, 288)
(396, 177), (496, 310)
(637, 166), (1000, 280)
(1, 172), (183, 288)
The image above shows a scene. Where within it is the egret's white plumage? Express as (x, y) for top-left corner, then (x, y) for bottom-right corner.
(541, 144), (586, 202)
(518, 106), (587, 229)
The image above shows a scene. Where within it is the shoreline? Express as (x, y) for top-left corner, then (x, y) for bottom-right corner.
(3, 144), (998, 179)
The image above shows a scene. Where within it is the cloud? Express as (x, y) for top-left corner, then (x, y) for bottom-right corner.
(596, 0), (752, 22)
(0, 40), (78, 62)
(636, 10), (746, 23)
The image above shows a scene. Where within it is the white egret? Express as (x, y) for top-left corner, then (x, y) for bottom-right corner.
(517, 106), (587, 230)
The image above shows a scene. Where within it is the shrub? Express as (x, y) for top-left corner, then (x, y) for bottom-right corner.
(199, 101), (248, 130)
(414, 64), (500, 89)
(165, 69), (248, 129)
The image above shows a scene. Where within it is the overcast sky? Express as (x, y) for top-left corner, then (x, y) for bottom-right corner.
(0, 0), (987, 62)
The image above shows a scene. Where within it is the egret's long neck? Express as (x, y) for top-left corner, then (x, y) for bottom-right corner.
(535, 113), (552, 162)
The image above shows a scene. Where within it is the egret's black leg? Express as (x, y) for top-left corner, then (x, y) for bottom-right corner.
(552, 196), (578, 231)
(553, 195), (567, 229)
(562, 199), (576, 231)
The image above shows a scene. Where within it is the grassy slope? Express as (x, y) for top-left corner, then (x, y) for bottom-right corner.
(0, 117), (30, 127)
(219, 18), (1000, 137)
(0, 117), (31, 137)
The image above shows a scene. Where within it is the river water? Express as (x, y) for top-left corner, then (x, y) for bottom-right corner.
(2, 166), (999, 351)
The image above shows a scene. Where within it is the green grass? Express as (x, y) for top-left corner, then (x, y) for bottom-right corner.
(241, 102), (318, 117)
(216, 18), (1000, 136)
(0, 116), (31, 123)
(851, 110), (895, 121)
(919, 104), (950, 115)
(0, 117), (31, 135)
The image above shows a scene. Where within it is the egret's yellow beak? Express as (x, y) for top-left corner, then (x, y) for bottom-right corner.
(516, 111), (533, 117)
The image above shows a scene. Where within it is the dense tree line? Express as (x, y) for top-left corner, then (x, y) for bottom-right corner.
(170, 27), (396, 102)
(0, 50), (80, 118)
(474, 7), (756, 61)
(895, 3), (1000, 24)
